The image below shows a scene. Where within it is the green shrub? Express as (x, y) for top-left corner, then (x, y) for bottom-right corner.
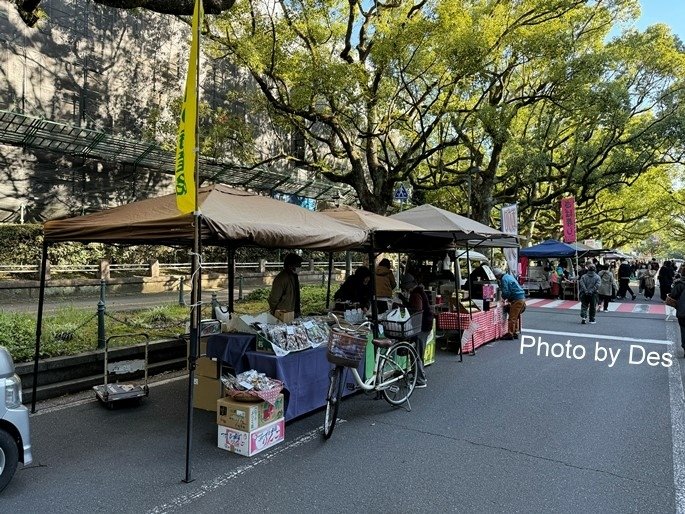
(0, 312), (37, 362)
(243, 287), (270, 301)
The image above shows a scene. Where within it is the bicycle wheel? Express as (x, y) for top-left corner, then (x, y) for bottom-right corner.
(323, 365), (344, 439)
(380, 342), (418, 406)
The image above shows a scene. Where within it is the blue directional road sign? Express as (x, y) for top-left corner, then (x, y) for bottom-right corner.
(394, 184), (409, 201)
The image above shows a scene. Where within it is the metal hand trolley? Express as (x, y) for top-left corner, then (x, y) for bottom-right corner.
(93, 333), (150, 408)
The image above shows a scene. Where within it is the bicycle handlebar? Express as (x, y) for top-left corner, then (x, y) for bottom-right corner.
(327, 312), (373, 334)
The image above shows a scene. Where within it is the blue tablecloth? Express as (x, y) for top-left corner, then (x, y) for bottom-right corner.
(206, 333), (256, 374)
(205, 333), (364, 421)
(245, 346), (363, 421)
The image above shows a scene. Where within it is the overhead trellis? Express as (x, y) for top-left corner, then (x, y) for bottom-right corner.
(0, 109), (355, 202)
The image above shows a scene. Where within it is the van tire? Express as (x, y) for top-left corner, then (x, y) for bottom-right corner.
(0, 428), (19, 493)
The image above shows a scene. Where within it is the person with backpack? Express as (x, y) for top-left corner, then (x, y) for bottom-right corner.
(579, 265), (601, 324)
(642, 266), (657, 300)
(597, 264), (618, 312)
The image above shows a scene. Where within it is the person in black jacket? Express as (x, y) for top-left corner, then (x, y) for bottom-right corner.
(617, 258), (636, 300)
(669, 273), (685, 356)
(659, 261), (676, 302)
(334, 266), (373, 309)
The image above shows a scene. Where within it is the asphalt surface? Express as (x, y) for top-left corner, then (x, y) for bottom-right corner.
(2, 303), (683, 512)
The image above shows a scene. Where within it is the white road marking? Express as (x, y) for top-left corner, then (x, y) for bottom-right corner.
(525, 298), (546, 306)
(521, 328), (671, 346)
(146, 424), (335, 514)
(540, 300), (566, 308)
(666, 322), (685, 513)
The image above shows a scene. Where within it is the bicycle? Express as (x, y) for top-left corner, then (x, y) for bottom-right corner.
(322, 313), (420, 439)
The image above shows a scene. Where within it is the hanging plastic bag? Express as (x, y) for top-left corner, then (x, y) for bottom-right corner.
(384, 307), (411, 322)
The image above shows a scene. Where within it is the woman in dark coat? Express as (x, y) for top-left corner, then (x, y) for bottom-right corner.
(334, 266), (373, 309)
(659, 261), (676, 301)
(669, 272), (685, 356)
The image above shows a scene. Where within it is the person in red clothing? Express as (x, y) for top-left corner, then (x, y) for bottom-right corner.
(399, 273), (432, 388)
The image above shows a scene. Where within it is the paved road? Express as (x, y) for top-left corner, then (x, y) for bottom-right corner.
(2, 305), (683, 512)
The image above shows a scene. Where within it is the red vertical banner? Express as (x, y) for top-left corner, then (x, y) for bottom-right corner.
(560, 196), (576, 243)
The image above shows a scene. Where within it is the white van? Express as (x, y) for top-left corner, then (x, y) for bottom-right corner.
(0, 346), (32, 493)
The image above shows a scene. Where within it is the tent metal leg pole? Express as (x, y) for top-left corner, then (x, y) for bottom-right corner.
(31, 241), (49, 413)
(368, 239), (378, 338)
(451, 250), (463, 362)
(465, 244), (476, 356)
(184, 214), (202, 484)
(326, 252), (333, 309)
(228, 247), (235, 313)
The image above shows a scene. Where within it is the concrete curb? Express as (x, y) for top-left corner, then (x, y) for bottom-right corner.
(16, 337), (187, 403)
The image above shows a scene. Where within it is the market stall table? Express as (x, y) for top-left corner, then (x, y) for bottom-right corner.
(206, 333), (364, 421)
(206, 332), (257, 375)
(436, 304), (508, 353)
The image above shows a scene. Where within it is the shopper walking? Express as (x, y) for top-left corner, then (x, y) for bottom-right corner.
(642, 266), (657, 300)
(659, 261), (676, 302)
(493, 268), (526, 340)
(668, 273), (685, 357)
(597, 264), (617, 312)
(579, 265), (601, 324)
(617, 258), (636, 300)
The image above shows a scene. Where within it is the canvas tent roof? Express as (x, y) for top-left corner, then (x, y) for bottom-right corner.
(519, 239), (589, 258)
(320, 205), (454, 251)
(389, 204), (519, 248)
(43, 184), (368, 250)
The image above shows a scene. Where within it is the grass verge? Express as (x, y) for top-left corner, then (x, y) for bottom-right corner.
(0, 285), (330, 363)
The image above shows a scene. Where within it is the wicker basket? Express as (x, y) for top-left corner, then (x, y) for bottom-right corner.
(224, 380), (284, 402)
(380, 311), (423, 339)
(326, 330), (367, 367)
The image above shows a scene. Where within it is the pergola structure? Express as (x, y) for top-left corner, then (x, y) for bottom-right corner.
(0, 109), (355, 203)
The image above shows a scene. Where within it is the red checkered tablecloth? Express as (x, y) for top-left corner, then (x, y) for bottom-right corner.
(437, 306), (508, 352)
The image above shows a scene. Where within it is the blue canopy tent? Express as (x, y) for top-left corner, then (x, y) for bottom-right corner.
(520, 239), (586, 258)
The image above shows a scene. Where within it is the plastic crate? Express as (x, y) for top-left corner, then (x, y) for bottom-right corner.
(380, 311), (423, 339)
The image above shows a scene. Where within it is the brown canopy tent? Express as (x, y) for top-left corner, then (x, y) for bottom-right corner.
(43, 183), (367, 249)
(390, 204), (520, 357)
(32, 184), (370, 481)
(389, 204), (519, 248)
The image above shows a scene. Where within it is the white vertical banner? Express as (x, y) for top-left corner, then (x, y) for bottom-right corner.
(501, 204), (519, 277)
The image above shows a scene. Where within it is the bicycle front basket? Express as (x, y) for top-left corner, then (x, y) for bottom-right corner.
(327, 330), (367, 367)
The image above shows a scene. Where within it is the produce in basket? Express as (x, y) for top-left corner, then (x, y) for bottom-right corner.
(221, 370), (283, 405)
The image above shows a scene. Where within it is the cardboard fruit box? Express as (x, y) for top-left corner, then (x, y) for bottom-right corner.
(217, 418), (285, 457)
(216, 394), (285, 432)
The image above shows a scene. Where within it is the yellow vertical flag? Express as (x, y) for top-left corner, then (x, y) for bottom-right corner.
(175, 0), (203, 214)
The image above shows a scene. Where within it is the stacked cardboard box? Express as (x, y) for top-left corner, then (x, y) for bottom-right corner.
(193, 355), (221, 412)
(216, 394), (285, 456)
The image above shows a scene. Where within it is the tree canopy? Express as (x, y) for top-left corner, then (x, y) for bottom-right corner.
(202, 0), (685, 229)
(17, 0), (685, 253)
